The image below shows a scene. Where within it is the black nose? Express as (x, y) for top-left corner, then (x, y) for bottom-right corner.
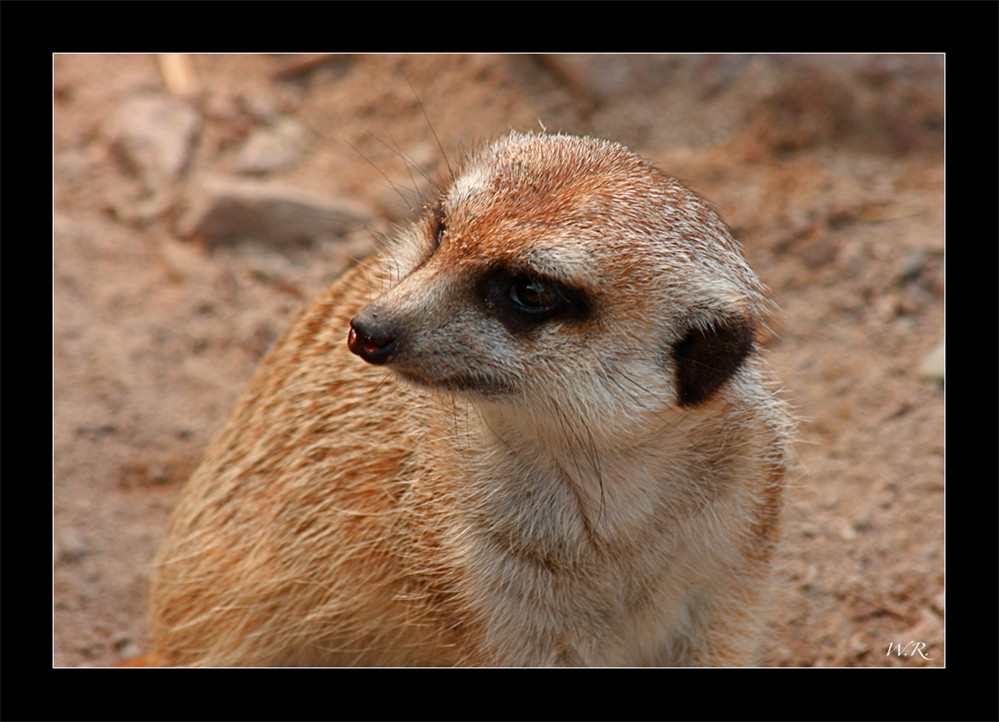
(347, 314), (398, 365)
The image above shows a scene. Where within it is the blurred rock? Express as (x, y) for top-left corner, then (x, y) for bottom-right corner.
(919, 341), (944, 381)
(237, 118), (308, 175)
(177, 173), (369, 246)
(105, 92), (202, 190)
(58, 529), (91, 562)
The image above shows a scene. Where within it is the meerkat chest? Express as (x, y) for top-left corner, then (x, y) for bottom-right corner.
(449, 436), (717, 666)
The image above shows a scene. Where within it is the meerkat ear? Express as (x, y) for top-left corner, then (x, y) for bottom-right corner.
(670, 315), (755, 407)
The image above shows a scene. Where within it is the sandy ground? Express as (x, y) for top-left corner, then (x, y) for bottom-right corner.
(53, 53), (945, 669)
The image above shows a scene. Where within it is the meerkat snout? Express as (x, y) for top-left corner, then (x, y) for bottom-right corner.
(347, 312), (397, 365)
(347, 262), (592, 392)
(143, 130), (793, 667)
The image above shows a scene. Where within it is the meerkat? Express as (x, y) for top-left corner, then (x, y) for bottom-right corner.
(138, 131), (792, 667)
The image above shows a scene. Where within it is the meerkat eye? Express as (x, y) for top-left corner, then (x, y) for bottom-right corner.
(509, 277), (559, 312)
(480, 268), (590, 333)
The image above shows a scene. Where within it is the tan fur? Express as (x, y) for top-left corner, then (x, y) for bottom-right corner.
(143, 132), (792, 666)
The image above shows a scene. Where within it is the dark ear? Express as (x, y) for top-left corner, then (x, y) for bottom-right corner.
(671, 316), (755, 407)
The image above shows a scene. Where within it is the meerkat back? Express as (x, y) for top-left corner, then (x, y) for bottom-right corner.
(143, 131), (791, 667)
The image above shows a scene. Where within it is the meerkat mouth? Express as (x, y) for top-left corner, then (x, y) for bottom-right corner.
(394, 368), (516, 397)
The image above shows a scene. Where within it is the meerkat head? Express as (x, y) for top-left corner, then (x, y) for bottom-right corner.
(348, 132), (770, 444)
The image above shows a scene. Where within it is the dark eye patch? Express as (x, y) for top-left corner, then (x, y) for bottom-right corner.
(427, 201), (446, 247)
(479, 267), (590, 335)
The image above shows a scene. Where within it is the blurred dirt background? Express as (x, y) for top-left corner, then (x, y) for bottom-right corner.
(53, 53), (944, 667)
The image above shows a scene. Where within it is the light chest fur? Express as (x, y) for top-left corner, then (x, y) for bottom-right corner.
(144, 132), (791, 666)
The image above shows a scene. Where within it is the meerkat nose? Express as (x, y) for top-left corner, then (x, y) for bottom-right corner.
(348, 315), (398, 365)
